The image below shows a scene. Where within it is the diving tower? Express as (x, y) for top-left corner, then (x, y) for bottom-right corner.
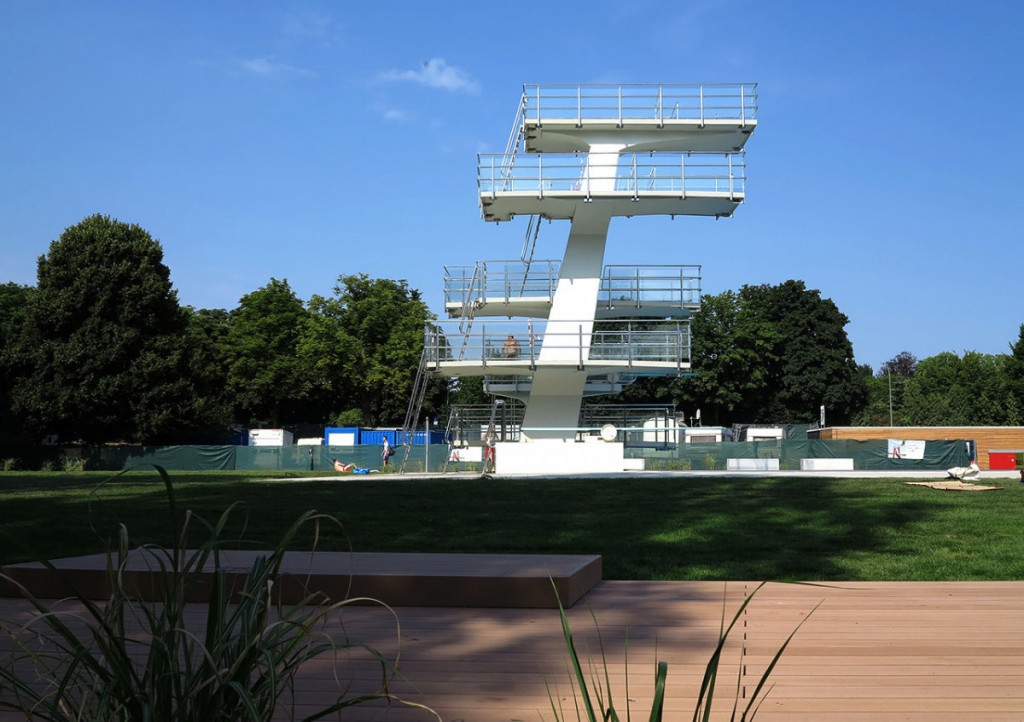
(422, 83), (756, 474)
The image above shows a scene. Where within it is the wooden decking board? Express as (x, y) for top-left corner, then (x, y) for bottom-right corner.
(4, 579), (1024, 720)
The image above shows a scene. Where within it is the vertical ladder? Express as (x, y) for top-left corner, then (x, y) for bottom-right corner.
(398, 351), (431, 472)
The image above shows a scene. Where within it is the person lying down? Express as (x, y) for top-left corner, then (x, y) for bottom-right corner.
(333, 458), (378, 474)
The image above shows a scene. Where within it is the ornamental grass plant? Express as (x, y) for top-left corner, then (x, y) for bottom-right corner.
(0, 466), (437, 721)
(548, 582), (819, 722)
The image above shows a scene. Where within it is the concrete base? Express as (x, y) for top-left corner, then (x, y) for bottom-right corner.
(801, 458), (855, 471)
(495, 439), (635, 474)
(727, 458), (780, 471)
(1, 551), (603, 609)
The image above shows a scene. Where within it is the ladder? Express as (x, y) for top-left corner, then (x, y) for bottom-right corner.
(398, 351), (431, 472)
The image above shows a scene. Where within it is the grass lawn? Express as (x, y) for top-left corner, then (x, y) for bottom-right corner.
(1, 470), (1022, 581)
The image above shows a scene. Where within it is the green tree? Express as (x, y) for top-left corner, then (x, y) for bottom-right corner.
(901, 351), (1019, 426)
(225, 278), (312, 428)
(0, 283), (33, 441)
(7, 215), (206, 443)
(737, 280), (866, 424)
(181, 307), (233, 438)
(299, 274), (440, 427)
(608, 280), (866, 426)
(1006, 324), (1024, 417)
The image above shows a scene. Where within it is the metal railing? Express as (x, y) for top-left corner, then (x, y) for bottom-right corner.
(478, 152), (745, 198)
(521, 83), (757, 125)
(444, 262), (702, 314)
(443, 260), (559, 308)
(424, 319), (692, 369)
(600, 265), (701, 311)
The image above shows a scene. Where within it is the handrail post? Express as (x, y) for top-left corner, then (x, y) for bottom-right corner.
(577, 85), (582, 127)
(585, 153), (591, 200)
(680, 154), (686, 198)
(657, 84), (663, 127)
(728, 153), (734, 198)
(617, 85), (622, 127)
(635, 267), (641, 309)
(481, 322), (486, 368)
(529, 319), (535, 368)
(578, 324), (584, 369)
(740, 84), (746, 125)
(699, 85), (704, 126)
(632, 154), (638, 200)
(627, 322), (633, 368)
(538, 154), (543, 199)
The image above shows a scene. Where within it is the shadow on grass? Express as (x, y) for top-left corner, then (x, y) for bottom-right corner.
(0, 473), (976, 579)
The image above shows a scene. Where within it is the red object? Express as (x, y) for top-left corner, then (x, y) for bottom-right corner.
(989, 452), (1018, 470)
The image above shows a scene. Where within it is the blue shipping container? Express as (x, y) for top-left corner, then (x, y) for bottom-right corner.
(358, 429), (445, 446)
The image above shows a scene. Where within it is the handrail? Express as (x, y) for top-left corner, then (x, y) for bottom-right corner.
(521, 83), (758, 124)
(478, 151), (745, 197)
(424, 319), (692, 368)
(444, 262), (702, 312)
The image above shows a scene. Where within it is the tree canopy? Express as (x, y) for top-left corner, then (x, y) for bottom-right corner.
(225, 278), (312, 428)
(7, 215), (208, 443)
(300, 274), (442, 427)
(615, 280), (866, 426)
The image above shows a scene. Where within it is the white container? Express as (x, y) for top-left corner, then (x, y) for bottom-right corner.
(248, 429), (294, 447)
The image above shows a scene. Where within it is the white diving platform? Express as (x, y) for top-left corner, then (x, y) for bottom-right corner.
(416, 83), (756, 475)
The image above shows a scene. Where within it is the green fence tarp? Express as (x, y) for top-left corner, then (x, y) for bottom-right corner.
(628, 438), (970, 471)
(15, 438), (970, 473)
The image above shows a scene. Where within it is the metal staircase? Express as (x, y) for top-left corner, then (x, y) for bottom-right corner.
(398, 351), (431, 472)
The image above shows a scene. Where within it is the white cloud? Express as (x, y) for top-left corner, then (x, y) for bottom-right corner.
(237, 57), (315, 78)
(383, 109), (410, 122)
(378, 58), (479, 94)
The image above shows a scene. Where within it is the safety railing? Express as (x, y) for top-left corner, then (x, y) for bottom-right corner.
(444, 262), (702, 314)
(424, 319), (692, 369)
(478, 152), (745, 198)
(443, 260), (559, 308)
(600, 265), (701, 311)
(521, 83), (757, 126)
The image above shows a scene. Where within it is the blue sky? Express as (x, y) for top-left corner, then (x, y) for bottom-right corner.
(2, 1), (1021, 372)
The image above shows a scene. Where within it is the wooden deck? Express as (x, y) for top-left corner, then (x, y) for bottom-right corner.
(3, 558), (1024, 720)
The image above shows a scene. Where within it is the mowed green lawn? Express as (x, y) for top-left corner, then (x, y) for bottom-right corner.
(2, 471), (1022, 581)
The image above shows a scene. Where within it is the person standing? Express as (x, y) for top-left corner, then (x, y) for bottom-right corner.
(382, 435), (392, 467)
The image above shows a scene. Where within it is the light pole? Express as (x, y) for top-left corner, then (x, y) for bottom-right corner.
(887, 369), (893, 427)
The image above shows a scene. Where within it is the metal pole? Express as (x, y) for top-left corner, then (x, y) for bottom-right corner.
(424, 416), (429, 471)
(888, 370), (894, 426)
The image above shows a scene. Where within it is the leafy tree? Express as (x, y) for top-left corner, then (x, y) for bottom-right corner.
(1006, 324), (1024, 416)
(181, 307), (233, 438)
(878, 351), (917, 378)
(901, 351), (1020, 426)
(225, 278), (312, 428)
(609, 280), (866, 426)
(736, 280), (866, 424)
(0, 283), (33, 440)
(7, 215), (207, 443)
(299, 274), (441, 427)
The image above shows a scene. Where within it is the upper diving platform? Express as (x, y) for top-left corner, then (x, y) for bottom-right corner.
(478, 84), (756, 223)
(444, 262), (701, 319)
(519, 83), (757, 154)
(478, 151), (745, 222)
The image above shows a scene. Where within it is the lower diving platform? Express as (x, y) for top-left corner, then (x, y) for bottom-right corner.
(424, 319), (692, 376)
